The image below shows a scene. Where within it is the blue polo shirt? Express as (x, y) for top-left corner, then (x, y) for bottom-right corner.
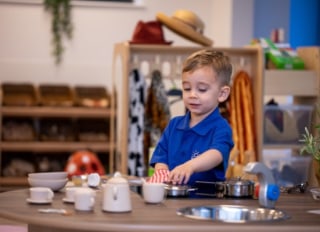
(150, 107), (234, 186)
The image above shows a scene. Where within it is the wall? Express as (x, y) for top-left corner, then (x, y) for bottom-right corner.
(289, 0), (320, 48)
(0, 0), (254, 88)
(253, 0), (290, 42)
(253, 0), (320, 48)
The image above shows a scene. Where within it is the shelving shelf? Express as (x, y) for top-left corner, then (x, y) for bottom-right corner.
(262, 144), (303, 150)
(112, 42), (264, 175)
(0, 98), (116, 189)
(0, 141), (111, 152)
(0, 106), (114, 118)
(265, 70), (317, 96)
(263, 69), (318, 151)
(262, 47), (320, 187)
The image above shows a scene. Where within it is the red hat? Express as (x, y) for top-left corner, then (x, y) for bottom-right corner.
(129, 20), (172, 45)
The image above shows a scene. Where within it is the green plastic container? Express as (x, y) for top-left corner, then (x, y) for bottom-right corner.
(260, 38), (305, 70)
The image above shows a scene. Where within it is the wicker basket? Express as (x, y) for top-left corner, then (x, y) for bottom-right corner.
(74, 86), (110, 108)
(2, 83), (38, 106)
(39, 85), (74, 106)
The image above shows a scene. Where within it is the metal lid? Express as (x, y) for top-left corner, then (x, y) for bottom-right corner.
(107, 172), (128, 184)
(225, 178), (254, 186)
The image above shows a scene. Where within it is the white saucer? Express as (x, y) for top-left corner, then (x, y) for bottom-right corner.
(26, 198), (52, 204)
(62, 198), (74, 204)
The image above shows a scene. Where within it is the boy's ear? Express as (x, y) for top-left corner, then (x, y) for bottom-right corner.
(218, 86), (231, 102)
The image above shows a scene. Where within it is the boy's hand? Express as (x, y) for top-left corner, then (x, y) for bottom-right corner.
(148, 169), (170, 183)
(168, 163), (193, 185)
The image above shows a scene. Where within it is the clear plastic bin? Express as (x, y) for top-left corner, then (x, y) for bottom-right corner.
(263, 150), (312, 187)
(264, 104), (314, 144)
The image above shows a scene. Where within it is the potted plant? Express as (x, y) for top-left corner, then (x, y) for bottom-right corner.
(300, 106), (320, 186)
(44, 0), (73, 64)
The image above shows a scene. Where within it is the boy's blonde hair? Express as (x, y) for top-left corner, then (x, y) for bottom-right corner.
(182, 49), (232, 86)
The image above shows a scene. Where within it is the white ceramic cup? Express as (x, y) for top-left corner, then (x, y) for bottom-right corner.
(65, 187), (77, 202)
(74, 187), (95, 211)
(142, 182), (166, 204)
(29, 187), (54, 202)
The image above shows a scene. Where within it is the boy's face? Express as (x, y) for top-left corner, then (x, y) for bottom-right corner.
(182, 66), (230, 119)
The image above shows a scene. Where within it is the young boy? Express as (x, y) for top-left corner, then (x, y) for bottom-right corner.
(149, 49), (234, 186)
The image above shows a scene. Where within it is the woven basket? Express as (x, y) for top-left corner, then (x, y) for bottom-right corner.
(74, 86), (110, 108)
(2, 83), (38, 106)
(39, 85), (74, 106)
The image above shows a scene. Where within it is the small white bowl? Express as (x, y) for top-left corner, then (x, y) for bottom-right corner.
(310, 188), (320, 200)
(28, 172), (68, 180)
(28, 177), (68, 191)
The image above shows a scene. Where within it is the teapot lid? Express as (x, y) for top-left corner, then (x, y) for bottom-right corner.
(108, 171), (128, 184)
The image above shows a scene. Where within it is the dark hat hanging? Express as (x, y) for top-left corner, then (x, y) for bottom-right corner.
(129, 20), (172, 45)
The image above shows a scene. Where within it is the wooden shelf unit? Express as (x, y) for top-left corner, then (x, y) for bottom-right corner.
(265, 70), (318, 96)
(0, 100), (116, 188)
(0, 106), (114, 118)
(112, 42), (264, 175)
(263, 46), (320, 186)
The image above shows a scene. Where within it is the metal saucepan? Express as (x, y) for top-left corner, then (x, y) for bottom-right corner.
(195, 178), (255, 198)
(223, 178), (254, 197)
(164, 184), (197, 197)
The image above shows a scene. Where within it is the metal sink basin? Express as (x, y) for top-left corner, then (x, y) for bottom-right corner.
(177, 205), (289, 223)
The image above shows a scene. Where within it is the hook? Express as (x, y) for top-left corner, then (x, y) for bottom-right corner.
(131, 54), (140, 70)
(167, 55), (183, 99)
(152, 55), (161, 71)
(240, 56), (246, 68)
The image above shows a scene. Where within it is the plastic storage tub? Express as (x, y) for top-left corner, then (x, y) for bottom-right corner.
(263, 150), (312, 187)
(264, 104), (314, 144)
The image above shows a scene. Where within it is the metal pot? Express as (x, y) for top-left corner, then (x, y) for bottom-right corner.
(164, 184), (197, 197)
(224, 178), (254, 197)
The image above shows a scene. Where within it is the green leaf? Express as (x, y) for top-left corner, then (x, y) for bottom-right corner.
(44, 0), (73, 64)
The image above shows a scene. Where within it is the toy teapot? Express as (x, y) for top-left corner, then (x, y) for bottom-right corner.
(102, 172), (132, 212)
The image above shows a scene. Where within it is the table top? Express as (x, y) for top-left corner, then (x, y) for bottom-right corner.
(0, 188), (320, 232)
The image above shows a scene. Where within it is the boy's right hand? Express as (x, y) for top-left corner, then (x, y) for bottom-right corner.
(148, 169), (170, 183)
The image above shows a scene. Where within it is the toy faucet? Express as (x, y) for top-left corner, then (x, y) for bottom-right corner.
(244, 162), (280, 208)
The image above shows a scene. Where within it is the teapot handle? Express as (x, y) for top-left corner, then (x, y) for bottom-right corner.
(112, 185), (118, 201)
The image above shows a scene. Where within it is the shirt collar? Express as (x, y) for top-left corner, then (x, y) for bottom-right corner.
(177, 107), (221, 135)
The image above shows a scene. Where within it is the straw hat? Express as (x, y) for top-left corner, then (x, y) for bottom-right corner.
(156, 10), (213, 46)
(129, 20), (172, 45)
